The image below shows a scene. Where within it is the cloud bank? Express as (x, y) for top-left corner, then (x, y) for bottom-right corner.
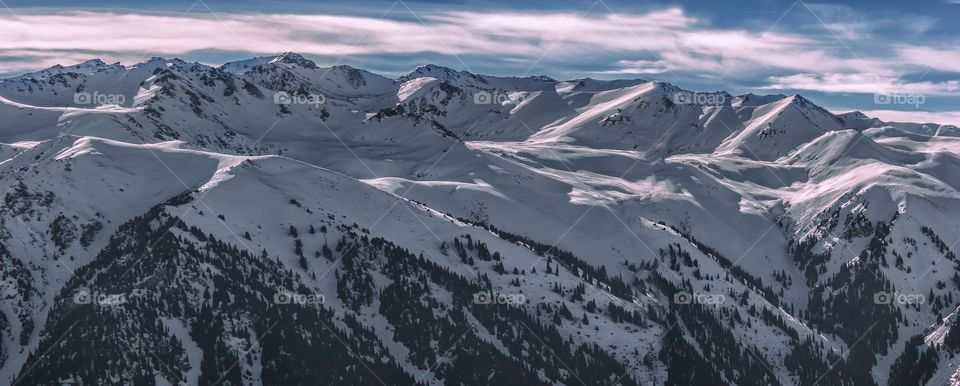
(0, 6), (956, 102)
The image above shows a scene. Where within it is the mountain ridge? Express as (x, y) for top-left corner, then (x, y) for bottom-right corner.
(1, 52), (960, 385)
(0, 52), (887, 123)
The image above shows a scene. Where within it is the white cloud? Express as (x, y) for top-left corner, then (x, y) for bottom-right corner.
(0, 8), (955, 100)
(0, 9), (697, 72)
(858, 109), (960, 126)
(896, 46), (960, 73)
(762, 73), (960, 95)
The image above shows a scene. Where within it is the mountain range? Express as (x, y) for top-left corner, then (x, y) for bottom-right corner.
(1, 52), (960, 385)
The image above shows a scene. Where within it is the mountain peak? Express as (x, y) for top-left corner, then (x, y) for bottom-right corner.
(329, 64), (359, 71)
(270, 52), (318, 69)
(839, 111), (870, 120)
(79, 58), (107, 67)
(411, 64), (459, 73)
(136, 57), (188, 66)
(555, 77), (648, 93)
(732, 92), (789, 108)
(399, 64), (477, 83)
(837, 110), (884, 130)
(20, 58), (121, 79)
(785, 94), (841, 120)
(787, 93), (807, 103)
(528, 75), (557, 83)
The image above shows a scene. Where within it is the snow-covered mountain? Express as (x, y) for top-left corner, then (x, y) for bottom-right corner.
(2, 53), (960, 386)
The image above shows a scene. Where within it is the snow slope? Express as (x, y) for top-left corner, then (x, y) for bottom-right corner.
(2, 54), (960, 385)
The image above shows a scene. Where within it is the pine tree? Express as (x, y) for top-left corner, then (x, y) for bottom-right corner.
(322, 243), (333, 260)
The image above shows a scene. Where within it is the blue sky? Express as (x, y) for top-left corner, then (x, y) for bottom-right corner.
(1, 0), (958, 123)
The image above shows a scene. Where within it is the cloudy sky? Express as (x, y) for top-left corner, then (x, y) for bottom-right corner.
(1, 0), (958, 124)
